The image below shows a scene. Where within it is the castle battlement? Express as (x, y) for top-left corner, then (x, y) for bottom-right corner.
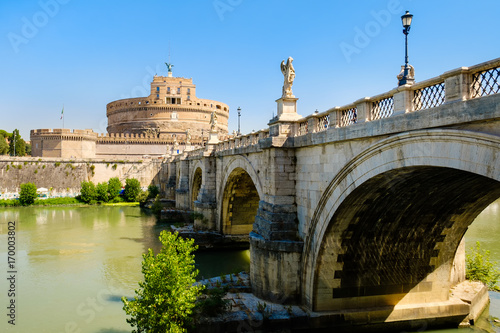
(30, 68), (229, 160)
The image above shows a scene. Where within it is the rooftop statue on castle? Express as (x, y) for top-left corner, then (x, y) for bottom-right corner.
(165, 62), (174, 73)
(281, 57), (295, 98)
(210, 111), (218, 131)
(186, 129), (191, 144)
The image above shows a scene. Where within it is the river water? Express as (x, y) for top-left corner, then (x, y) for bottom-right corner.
(0, 200), (499, 333)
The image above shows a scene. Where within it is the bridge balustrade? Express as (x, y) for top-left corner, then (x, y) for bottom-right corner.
(290, 58), (500, 137)
(471, 64), (500, 98)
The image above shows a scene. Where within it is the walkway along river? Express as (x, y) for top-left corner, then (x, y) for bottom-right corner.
(0, 200), (499, 332)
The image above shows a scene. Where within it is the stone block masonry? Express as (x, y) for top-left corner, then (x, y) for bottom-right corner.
(0, 156), (163, 194)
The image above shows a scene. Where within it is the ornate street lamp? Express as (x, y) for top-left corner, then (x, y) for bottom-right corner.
(398, 11), (414, 86)
(237, 107), (241, 136)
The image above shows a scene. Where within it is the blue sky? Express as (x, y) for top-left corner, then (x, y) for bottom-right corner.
(1, 0), (499, 139)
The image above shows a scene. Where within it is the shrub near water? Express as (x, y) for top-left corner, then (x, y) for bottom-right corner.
(19, 182), (37, 205)
(107, 177), (122, 202)
(122, 231), (204, 332)
(96, 182), (109, 202)
(124, 178), (141, 202)
(466, 241), (500, 290)
(80, 181), (97, 203)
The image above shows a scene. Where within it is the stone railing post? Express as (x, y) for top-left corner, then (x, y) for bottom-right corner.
(328, 108), (340, 128)
(441, 67), (471, 102)
(393, 86), (413, 115)
(308, 116), (318, 133)
(354, 98), (372, 123)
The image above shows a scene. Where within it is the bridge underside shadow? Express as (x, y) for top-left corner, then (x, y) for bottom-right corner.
(221, 167), (260, 235)
(314, 166), (500, 317)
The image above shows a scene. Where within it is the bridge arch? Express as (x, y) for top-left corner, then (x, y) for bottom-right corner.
(191, 166), (202, 208)
(302, 129), (500, 311)
(218, 156), (263, 235)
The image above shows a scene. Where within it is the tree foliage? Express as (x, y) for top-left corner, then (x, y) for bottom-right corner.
(0, 133), (9, 155)
(108, 177), (122, 201)
(8, 129), (26, 156)
(19, 182), (37, 205)
(96, 182), (109, 202)
(80, 181), (97, 203)
(466, 241), (500, 290)
(122, 231), (203, 333)
(124, 178), (141, 202)
(148, 184), (160, 199)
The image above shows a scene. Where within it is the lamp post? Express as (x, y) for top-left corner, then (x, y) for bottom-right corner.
(237, 107), (241, 136)
(398, 10), (414, 86)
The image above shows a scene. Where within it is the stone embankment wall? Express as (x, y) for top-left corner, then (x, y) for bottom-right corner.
(0, 156), (164, 194)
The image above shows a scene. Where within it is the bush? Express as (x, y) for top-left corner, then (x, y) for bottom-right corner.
(19, 182), (37, 205)
(124, 178), (141, 202)
(96, 182), (109, 202)
(80, 181), (97, 204)
(195, 287), (230, 317)
(466, 241), (500, 290)
(108, 177), (122, 201)
(137, 191), (149, 207)
(122, 231), (203, 332)
(147, 184), (160, 199)
(151, 196), (163, 217)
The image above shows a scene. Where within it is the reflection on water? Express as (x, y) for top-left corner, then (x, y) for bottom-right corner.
(0, 206), (249, 333)
(0, 199), (498, 332)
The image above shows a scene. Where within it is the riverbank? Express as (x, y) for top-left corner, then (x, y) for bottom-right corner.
(0, 198), (139, 207)
(195, 276), (492, 333)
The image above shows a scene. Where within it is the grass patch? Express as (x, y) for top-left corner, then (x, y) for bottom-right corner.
(103, 202), (139, 207)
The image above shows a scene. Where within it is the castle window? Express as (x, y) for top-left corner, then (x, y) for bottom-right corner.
(156, 94), (159, 99)
(156, 87), (159, 92)
(187, 95), (190, 100)
(177, 87), (180, 94)
(187, 88), (191, 95)
(172, 98), (176, 104)
(167, 87), (170, 94)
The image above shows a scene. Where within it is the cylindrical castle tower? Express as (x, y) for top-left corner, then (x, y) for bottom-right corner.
(106, 73), (229, 140)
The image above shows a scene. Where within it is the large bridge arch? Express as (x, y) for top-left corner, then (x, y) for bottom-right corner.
(218, 156), (263, 235)
(302, 129), (500, 311)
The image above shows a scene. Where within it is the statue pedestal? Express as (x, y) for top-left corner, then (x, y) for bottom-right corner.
(207, 131), (219, 144)
(275, 97), (301, 121)
(269, 97), (302, 138)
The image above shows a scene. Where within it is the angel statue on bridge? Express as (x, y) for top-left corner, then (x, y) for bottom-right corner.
(210, 111), (218, 131)
(281, 57), (295, 98)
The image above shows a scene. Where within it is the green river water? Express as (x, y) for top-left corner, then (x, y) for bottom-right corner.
(0, 200), (499, 333)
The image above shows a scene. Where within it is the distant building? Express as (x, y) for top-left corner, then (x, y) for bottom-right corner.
(31, 71), (230, 159)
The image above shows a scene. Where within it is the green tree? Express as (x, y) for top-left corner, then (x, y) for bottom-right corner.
(19, 182), (37, 205)
(122, 231), (203, 333)
(25, 143), (32, 156)
(8, 129), (26, 156)
(466, 241), (500, 290)
(108, 177), (122, 201)
(96, 182), (109, 202)
(0, 133), (9, 155)
(124, 178), (141, 202)
(80, 181), (97, 203)
(148, 184), (160, 199)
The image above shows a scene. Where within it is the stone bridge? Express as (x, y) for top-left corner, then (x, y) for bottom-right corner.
(163, 58), (500, 327)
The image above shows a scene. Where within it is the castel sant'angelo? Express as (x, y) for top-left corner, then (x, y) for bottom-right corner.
(30, 64), (229, 159)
